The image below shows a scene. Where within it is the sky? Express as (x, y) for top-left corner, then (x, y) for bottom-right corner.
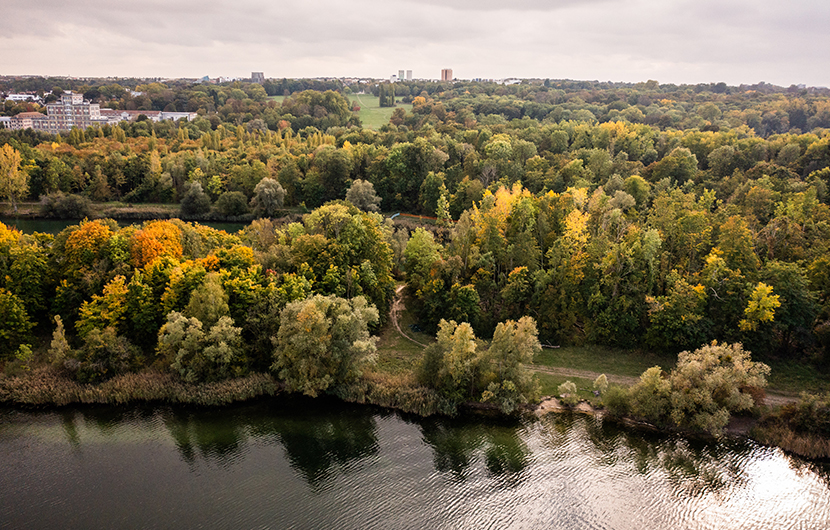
(2, 0), (829, 87)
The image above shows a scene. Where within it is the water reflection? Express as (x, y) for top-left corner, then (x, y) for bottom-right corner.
(248, 400), (380, 488)
(3, 401), (830, 530)
(161, 408), (247, 466)
(419, 415), (530, 483)
(543, 412), (750, 498)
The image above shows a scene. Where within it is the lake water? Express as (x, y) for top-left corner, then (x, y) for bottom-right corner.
(1, 397), (828, 530)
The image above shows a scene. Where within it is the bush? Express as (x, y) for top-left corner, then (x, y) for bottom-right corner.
(70, 326), (142, 383)
(624, 342), (769, 435)
(602, 385), (630, 416)
(593, 374), (608, 395)
(40, 192), (92, 219)
(558, 380), (579, 407)
(754, 393), (830, 459)
(179, 182), (211, 216)
(214, 191), (249, 217)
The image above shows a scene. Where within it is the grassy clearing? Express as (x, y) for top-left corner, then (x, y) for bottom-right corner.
(533, 345), (677, 378)
(348, 94), (412, 130)
(535, 372), (595, 399)
(373, 287), (433, 375)
(266, 93), (411, 130)
(762, 359), (830, 395)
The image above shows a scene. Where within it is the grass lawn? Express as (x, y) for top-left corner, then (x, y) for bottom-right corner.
(535, 372), (598, 402)
(266, 93), (412, 130)
(348, 94), (412, 130)
(761, 358), (830, 395)
(373, 288), (433, 375)
(533, 344), (677, 378)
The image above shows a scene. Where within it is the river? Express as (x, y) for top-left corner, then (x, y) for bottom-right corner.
(1, 397), (828, 530)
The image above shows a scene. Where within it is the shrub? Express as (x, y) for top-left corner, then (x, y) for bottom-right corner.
(40, 192), (92, 219)
(215, 191), (249, 217)
(624, 342), (769, 435)
(602, 385), (630, 416)
(558, 380), (579, 407)
(593, 374), (609, 395)
(70, 326), (142, 383)
(179, 182), (211, 216)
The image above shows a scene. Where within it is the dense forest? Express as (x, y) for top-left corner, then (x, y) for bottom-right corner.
(2, 77), (830, 433)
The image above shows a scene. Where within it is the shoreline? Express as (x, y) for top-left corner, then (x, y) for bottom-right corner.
(2, 367), (827, 462)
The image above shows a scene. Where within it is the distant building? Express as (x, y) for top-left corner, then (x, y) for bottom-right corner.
(406, 70), (413, 81)
(8, 91), (197, 133)
(398, 70), (405, 82)
(441, 68), (453, 81)
(4, 93), (40, 102)
(43, 92), (103, 133)
(7, 112), (49, 131)
(252, 72), (265, 83)
(390, 74), (398, 83)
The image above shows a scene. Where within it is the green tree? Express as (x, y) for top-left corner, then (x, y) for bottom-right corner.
(180, 182), (212, 216)
(480, 316), (541, 412)
(76, 275), (129, 338)
(157, 312), (245, 383)
(403, 228), (441, 294)
(272, 295), (379, 396)
(214, 191), (249, 217)
(345, 179), (381, 212)
(184, 272), (230, 328)
(0, 288), (33, 360)
(250, 177), (285, 217)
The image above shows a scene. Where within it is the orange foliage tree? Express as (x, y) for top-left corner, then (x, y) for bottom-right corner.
(130, 220), (183, 268)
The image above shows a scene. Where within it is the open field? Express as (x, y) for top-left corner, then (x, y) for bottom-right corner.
(266, 93), (411, 130)
(348, 94), (412, 130)
(533, 344), (677, 379)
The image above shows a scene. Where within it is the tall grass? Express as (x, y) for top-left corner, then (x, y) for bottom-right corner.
(0, 368), (279, 406)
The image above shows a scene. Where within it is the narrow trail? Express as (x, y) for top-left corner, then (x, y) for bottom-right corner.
(387, 286), (800, 407)
(391, 285), (427, 347)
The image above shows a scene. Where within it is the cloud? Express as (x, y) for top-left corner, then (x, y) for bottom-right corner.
(1, 0), (829, 86)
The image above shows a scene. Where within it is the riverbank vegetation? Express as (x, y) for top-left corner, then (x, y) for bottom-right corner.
(2, 76), (830, 454)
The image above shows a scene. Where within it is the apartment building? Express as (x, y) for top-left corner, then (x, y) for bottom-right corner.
(7, 112), (49, 131)
(42, 92), (105, 133)
(7, 91), (197, 133)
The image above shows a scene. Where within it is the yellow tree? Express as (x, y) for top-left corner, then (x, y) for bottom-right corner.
(0, 144), (29, 213)
(740, 283), (781, 331)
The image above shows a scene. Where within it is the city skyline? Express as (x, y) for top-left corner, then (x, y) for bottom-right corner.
(1, 0), (829, 88)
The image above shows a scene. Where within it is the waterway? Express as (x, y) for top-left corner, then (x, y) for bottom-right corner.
(1, 397), (828, 529)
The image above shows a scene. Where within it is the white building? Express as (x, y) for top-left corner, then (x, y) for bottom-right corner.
(4, 93), (40, 102)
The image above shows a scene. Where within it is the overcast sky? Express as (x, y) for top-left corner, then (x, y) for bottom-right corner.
(2, 0), (828, 87)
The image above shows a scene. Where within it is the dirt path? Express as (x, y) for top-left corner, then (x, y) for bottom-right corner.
(391, 285), (427, 347)
(388, 286), (800, 407)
